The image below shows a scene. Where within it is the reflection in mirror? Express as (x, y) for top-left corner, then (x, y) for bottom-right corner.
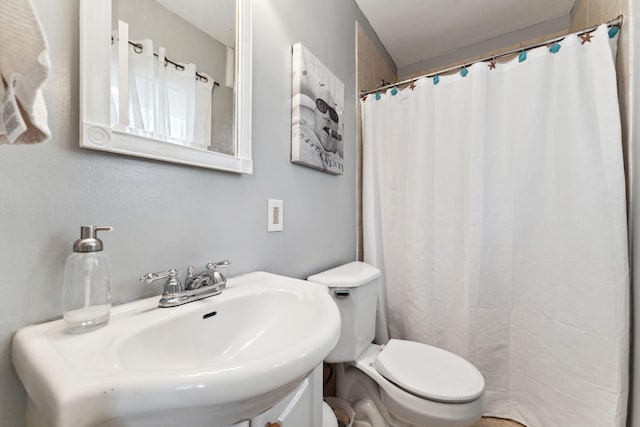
(111, 0), (235, 155)
(79, 0), (252, 173)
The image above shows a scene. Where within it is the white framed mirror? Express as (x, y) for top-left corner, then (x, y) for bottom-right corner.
(79, 0), (252, 173)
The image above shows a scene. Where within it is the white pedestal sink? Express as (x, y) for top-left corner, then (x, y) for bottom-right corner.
(12, 271), (341, 427)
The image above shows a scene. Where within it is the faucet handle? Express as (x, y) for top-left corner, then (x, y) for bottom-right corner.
(206, 260), (231, 270)
(140, 269), (183, 295)
(140, 269), (175, 284)
(186, 266), (195, 278)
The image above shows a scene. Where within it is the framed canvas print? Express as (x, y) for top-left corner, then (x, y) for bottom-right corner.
(291, 43), (344, 175)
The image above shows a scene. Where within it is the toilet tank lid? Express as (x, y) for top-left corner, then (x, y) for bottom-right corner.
(307, 262), (381, 287)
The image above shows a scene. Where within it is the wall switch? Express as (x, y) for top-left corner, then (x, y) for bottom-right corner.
(267, 199), (283, 232)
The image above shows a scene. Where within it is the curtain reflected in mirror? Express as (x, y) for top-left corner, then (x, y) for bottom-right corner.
(111, 0), (235, 156)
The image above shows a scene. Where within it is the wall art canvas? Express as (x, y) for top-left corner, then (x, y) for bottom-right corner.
(291, 43), (344, 175)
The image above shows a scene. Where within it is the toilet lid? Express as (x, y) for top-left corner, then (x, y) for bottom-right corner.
(374, 339), (485, 403)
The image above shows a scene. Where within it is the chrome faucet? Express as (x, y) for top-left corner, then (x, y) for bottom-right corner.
(140, 260), (230, 308)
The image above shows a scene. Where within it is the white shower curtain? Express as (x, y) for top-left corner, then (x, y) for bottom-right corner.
(361, 25), (629, 427)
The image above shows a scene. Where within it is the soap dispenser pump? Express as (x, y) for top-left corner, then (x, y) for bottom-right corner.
(63, 226), (113, 333)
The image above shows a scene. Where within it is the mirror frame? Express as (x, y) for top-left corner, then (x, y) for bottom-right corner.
(79, 0), (252, 173)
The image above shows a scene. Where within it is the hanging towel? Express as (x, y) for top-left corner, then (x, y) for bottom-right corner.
(0, 0), (51, 144)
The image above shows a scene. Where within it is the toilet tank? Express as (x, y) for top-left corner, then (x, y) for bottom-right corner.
(307, 262), (381, 363)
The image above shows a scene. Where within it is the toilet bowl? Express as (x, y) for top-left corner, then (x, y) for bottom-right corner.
(308, 262), (484, 427)
(346, 342), (483, 427)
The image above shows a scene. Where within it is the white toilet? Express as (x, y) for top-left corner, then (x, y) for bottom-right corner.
(308, 262), (485, 427)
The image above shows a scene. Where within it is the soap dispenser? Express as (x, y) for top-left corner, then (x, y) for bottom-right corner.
(63, 226), (113, 333)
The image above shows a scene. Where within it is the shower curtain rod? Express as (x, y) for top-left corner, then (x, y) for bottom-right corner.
(361, 14), (624, 96)
(111, 36), (220, 86)
(127, 40), (220, 86)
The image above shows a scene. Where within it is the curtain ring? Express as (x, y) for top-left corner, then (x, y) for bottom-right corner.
(175, 63), (185, 72)
(518, 44), (527, 62)
(133, 43), (143, 54)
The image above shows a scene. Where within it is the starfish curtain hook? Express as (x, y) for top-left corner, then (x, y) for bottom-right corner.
(581, 32), (593, 44)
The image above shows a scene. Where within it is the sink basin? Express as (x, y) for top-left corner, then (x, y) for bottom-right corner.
(12, 272), (340, 427)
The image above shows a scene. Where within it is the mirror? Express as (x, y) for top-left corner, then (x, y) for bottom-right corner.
(79, 0), (252, 173)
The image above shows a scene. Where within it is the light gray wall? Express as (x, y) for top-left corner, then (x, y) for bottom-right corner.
(0, 0), (384, 425)
(398, 15), (571, 78)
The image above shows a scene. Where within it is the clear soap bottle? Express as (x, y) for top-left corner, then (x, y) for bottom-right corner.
(63, 226), (113, 333)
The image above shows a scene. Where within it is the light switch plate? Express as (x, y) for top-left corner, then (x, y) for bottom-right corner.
(267, 199), (283, 232)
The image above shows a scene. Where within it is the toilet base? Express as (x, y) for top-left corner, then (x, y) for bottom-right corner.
(352, 399), (388, 427)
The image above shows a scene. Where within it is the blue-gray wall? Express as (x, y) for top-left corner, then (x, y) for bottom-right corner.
(0, 0), (388, 424)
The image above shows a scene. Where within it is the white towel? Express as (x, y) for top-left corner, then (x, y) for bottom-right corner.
(0, 0), (51, 144)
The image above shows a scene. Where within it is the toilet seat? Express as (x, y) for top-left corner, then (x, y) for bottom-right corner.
(351, 343), (484, 426)
(374, 339), (484, 403)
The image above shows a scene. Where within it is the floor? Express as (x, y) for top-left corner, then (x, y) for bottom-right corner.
(473, 417), (526, 427)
